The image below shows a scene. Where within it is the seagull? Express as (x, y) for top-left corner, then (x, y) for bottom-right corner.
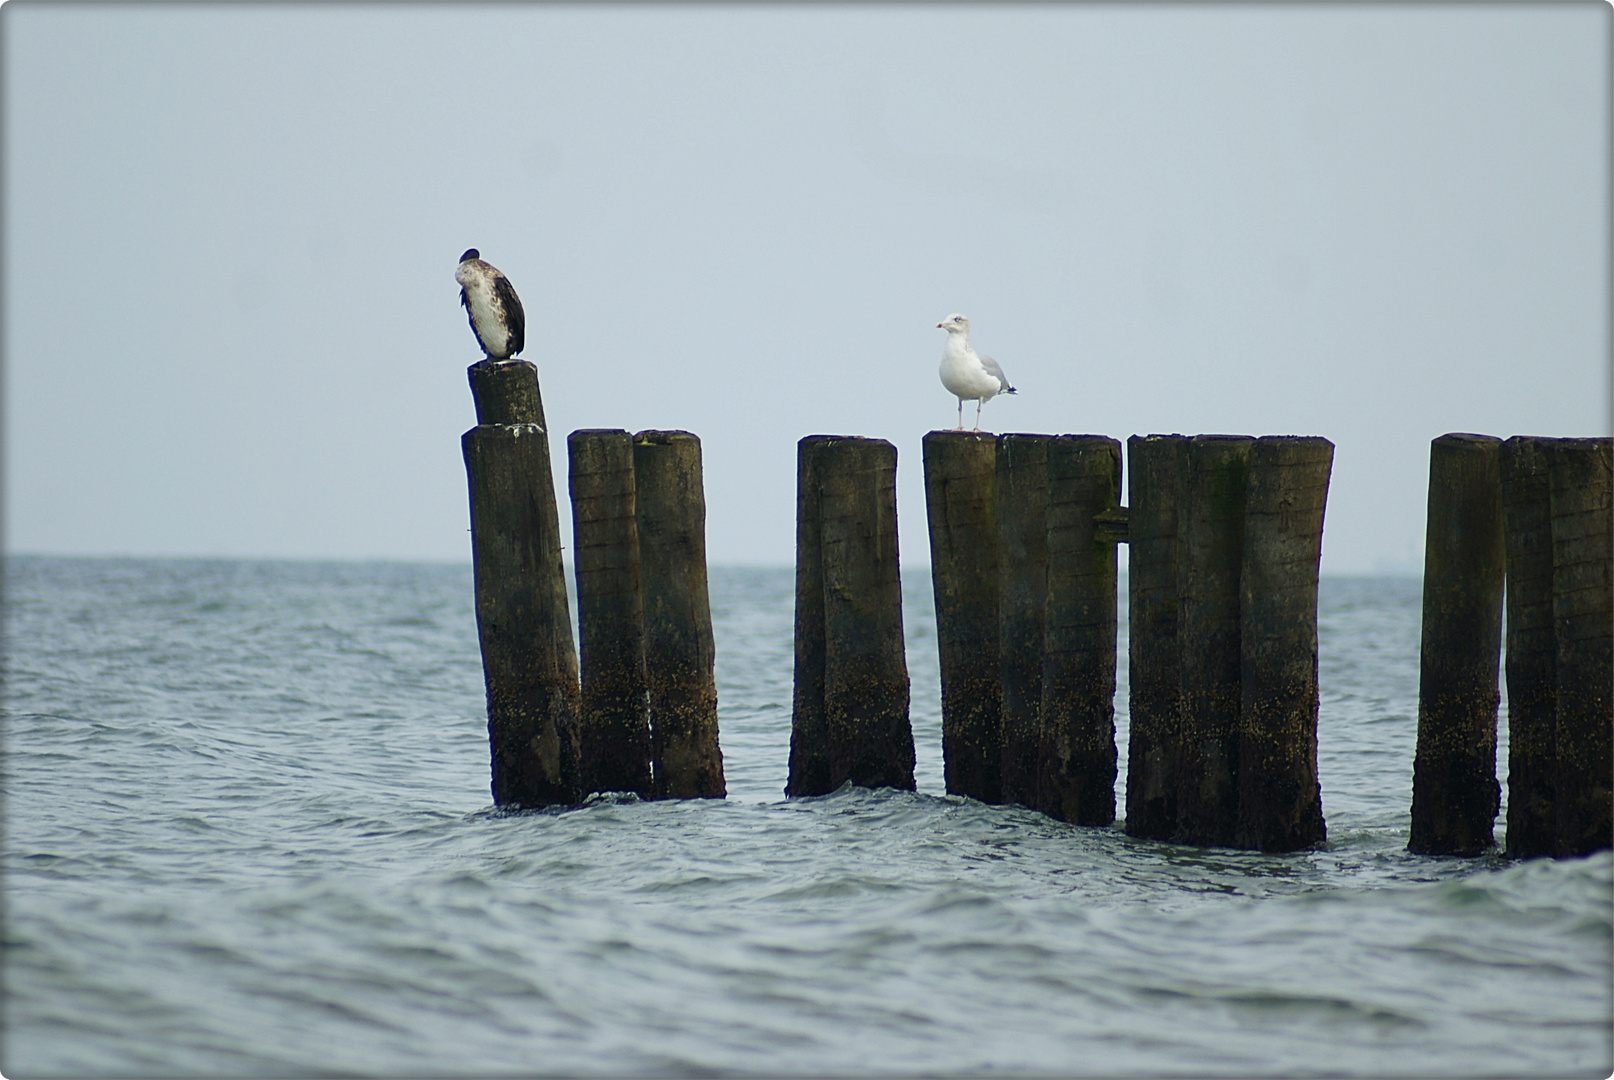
(455, 249), (526, 361)
(936, 313), (1016, 431)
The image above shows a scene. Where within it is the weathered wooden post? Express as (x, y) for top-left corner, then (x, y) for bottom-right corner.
(789, 437), (831, 796)
(1174, 435), (1252, 846)
(1502, 436), (1612, 858)
(568, 429), (654, 799)
(922, 431), (1003, 803)
(996, 434), (1050, 807)
(463, 360), (582, 807)
(1502, 436), (1558, 857)
(1235, 436), (1331, 851)
(1547, 438), (1612, 856)
(788, 436), (915, 795)
(1125, 435), (1187, 840)
(634, 430), (726, 799)
(1409, 434), (1505, 855)
(1038, 435), (1122, 825)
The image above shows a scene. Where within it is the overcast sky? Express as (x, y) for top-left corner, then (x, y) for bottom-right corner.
(5, 3), (1608, 573)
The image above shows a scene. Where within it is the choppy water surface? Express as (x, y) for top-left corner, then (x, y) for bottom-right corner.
(4, 557), (1609, 1075)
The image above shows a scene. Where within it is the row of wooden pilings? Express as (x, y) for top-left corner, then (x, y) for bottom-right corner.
(1411, 433), (1613, 858)
(788, 432), (1336, 853)
(461, 361), (1610, 857)
(461, 360), (724, 806)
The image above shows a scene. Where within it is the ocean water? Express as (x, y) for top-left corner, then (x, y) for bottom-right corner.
(3, 555), (1609, 1076)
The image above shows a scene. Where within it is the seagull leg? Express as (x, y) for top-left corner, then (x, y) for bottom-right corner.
(972, 399), (984, 432)
(955, 398), (965, 432)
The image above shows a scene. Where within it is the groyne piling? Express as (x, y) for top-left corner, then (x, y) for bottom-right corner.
(1235, 437), (1331, 851)
(1175, 436), (1253, 847)
(922, 431), (1003, 804)
(1546, 438), (1613, 856)
(1502, 436), (1559, 857)
(1409, 434), (1506, 855)
(1503, 436), (1613, 857)
(634, 431), (726, 799)
(568, 429), (654, 799)
(566, 429), (726, 801)
(789, 436), (915, 796)
(1124, 435), (1187, 841)
(1039, 435), (1123, 826)
(924, 431), (1124, 824)
(1124, 433), (1331, 851)
(463, 360), (582, 807)
(996, 435), (1052, 808)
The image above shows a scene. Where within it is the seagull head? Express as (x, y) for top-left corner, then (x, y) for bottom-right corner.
(936, 313), (970, 335)
(459, 248), (481, 264)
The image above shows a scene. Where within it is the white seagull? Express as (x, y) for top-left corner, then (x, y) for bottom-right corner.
(455, 249), (526, 361)
(936, 313), (1016, 431)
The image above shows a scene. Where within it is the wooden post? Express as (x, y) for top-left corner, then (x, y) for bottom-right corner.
(469, 360), (547, 428)
(568, 429), (654, 799)
(1548, 438), (1612, 856)
(1235, 436), (1331, 851)
(1502, 436), (1558, 857)
(788, 437), (831, 796)
(1038, 435), (1122, 825)
(634, 430), (725, 799)
(788, 436), (914, 795)
(1173, 436), (1252, 846)
(922, 431), (1003, 803)
(997, 434), (1050, 808)
(1125, 435), (1187, 840)
(462, 360), (582, 807)
(1409, 434), (1504, 855)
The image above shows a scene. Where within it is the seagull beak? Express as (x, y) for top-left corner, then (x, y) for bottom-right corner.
(935, 321), (945, 328)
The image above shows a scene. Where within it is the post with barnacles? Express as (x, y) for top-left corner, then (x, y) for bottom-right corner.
(634, 430), (726, 799)
(922, 430), (1003, 803)
(1124, 435), (1187, 841)
(1543, 438), (1613, 856)
(568, 429), (655, 799)
(1235, 436), (1331, 851)
(1502, 436), (1612, 858)
(463, 360), (583, 807)
(996, 434), (1052, 808)
(1123, 432), (1331, 852)
(1174, 435), (1253, 847)
(1408, 434), (1506, 856)
(1038, 435), (1123, 826)
(788, 436), (915, 796)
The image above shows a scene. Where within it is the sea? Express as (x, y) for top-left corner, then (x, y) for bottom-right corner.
(3, 555), (1610, 1077)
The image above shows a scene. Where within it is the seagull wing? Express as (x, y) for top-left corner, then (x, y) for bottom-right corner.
(493, 273), (525, 357)
(980, 353), (1016, 394)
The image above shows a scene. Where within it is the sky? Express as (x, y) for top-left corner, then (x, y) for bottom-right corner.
(4, 3), (1608, 573)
